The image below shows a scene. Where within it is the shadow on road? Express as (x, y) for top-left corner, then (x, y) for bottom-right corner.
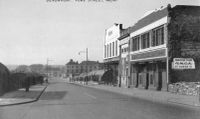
(39, 91), (67, 100)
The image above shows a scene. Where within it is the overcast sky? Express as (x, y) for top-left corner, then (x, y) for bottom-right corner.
(0, 0), (199, 65)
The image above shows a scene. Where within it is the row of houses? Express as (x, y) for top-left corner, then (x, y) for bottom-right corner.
(103, 5), (200, 91)
(65, 59), (104, 77)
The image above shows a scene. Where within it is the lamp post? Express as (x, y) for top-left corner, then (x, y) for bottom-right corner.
(79, 48), (89, 84)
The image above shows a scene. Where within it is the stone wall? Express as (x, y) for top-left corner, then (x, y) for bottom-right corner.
(168, 82), (200, 96)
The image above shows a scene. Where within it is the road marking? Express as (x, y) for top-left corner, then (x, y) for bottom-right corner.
(84, 93), (97, 99)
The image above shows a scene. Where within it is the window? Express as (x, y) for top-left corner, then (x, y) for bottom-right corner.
(104, 45), (106, 58)
(116, 41), (118, 56)
(121, 47), (128, 54)
(110, 43), (113, 57)
(152, 26), (164, 46)
(108, 45), (109, 57)
(110, 43), (112, 57)
(112, 42), (114, 56)
(131, 36), (140, 51)
(107, 45), (109, 58)
(141, 32), (150, 49)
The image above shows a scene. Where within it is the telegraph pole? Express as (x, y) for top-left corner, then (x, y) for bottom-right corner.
(79, 48), (89, 85)
(46, 58), (53, 83)
(86, 48), (88, 85)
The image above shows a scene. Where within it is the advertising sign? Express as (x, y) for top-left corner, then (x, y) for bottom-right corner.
(172, 58), (195, 69)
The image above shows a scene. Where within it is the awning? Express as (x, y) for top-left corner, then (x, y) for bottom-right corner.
(87, 70), (105, 76)
(78, 73), (87, 78)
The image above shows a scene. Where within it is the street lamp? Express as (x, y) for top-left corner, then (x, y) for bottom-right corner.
(78, 48), (89, 84)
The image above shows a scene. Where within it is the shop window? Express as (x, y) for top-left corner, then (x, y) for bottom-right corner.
(152, 26), (164, 46)
(141, 32), (150, 49)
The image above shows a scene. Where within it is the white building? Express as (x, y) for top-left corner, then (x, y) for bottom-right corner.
(103, 23), (122, 85)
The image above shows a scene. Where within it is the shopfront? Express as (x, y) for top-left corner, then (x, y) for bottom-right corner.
(130, 48), (168, 91)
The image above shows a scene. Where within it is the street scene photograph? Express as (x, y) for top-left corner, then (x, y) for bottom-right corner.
(0, 0), (200, 119)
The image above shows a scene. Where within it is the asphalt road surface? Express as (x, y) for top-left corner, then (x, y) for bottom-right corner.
(0, 79), (200, 119)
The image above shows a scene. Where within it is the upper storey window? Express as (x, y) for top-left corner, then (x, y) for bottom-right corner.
(141, 32), (150, 49)
(152, 26), (164, 46)
(131, 36), (140, 51)
(130, 25), (165, 52)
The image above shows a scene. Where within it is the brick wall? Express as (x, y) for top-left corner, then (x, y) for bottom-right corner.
(168, 5), (200, 83)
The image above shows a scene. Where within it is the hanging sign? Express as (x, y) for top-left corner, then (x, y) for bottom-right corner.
(172, 58), (195, 69)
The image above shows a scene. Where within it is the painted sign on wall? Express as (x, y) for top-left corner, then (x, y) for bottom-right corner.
(172, 58), (195, 69)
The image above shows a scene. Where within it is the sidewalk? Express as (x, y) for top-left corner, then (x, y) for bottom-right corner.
(0, 84), (47, 106)
(71, 81), (200, 107)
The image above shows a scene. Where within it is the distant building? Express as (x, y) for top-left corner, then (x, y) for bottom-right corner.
(45, 65), (65, 78)
(65, 59), (103, 77)
(65, 59), (79, 77)
(29, 64), (45, 74)
(14, 65), (31, 73)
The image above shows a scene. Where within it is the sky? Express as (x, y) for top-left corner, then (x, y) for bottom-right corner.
(0, 0), (199, 65)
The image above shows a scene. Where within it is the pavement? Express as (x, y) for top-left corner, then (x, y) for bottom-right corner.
(71, 81), (200, 107)
(0, 83), (47, 106)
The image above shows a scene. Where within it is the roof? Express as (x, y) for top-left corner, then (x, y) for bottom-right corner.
(130, 6), (168, 34)
(87, 70), (105, 76)
(80, 61), (99, 65)
(78, 73), (87, 78)
(66, 59), (79, 65)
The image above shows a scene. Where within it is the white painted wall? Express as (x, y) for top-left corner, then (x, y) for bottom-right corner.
(104, 24), (121, 59)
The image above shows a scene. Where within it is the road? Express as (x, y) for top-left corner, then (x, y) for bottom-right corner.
(0, 79), (200, 119)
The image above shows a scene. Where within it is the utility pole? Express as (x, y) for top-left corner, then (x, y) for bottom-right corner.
(46, 58), (53, 83)
(79, 48), (89, 84)
(86, 48), (88, 85)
